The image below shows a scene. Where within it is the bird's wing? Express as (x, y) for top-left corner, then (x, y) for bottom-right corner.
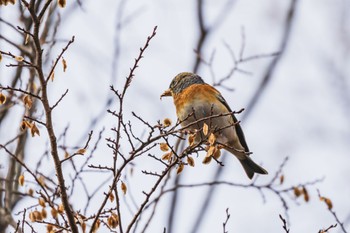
(214, 89), (250, 152)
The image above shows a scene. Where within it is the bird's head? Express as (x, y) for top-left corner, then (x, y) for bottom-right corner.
(160, 72), (204, 98)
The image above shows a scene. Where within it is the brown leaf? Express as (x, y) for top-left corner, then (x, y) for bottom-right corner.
(58, 0), (66, 8)
(208, 133), (216, 145)
(76, 148), (86, 155)
(38, 175), (45, 186)
(18, 174), (25, 186)
(0, 93), (6, 105)
(50, 71), (55, 82)
(121, 182), (127, 195)
(25, 33), (30, 45)
(62, 57), (67, 72)
(213, 146), (221, 160)
(20, 120), (28, 131)
(206, 146), (216, 158)
(324, 198), (333, 210)
(92, 219), (101, 233)
(32, 210), (42, 221)
(58, 204), (64, 214)
(187, 156), (195, 167)
(109, 193), (115, 202)
(163, 118), (172, 127)
(188, 133), (196, 146)
(302, 186), (309, 202)
(23, 95), (33, 109)
(47, 224), (54, 232)
(279, 174), (284, 185)
(320, 196), (333, 210)
(15, 55), (24, 62)
(107, 213), (119, 229)
(30, 122), (40, 137)
(51, 207), (58, 219)
(159, 143), (169, 152)
(29, 212), (35, 222)
(38, 197), (46, 207)
(202, 123), (209, 136)
(202, 156), (212, 164)
(293, 187), (301, 197)
(161, 152), (173, 161)
(0, 52), (2, 62)
(81, 222), (86, 233)
(176, 162), (184, 174)
(41, 208), (47, 219)
(28, 188), (34, 196)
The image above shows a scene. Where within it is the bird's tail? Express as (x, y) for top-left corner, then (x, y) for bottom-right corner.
(239, 156), (268, 179)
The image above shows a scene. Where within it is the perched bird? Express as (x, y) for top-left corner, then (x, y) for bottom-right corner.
(161, 72), (267, 179)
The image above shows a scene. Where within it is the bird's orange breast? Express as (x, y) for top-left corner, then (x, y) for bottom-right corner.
(173, 84), (222, 119)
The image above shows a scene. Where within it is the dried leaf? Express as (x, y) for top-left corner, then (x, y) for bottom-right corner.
(47, 224), (54, 232)
(109, 193), (114, 202)
(25, 33), (30, 45)
(51, 207), (58, 219)
(320, 196), (333, 210)
(161, 152), (172, 161)
(15, 55), (24, 62)
(92, 219), (100, 233)
(324, 198), (333, 210)
(188, 133), (196, 146)
(50, 71), (55, 82)
(38, 175), (45, 186)
(18, 174), (25, 186)
(31, 122), (40, 137)
(62, 57), (67, 72)
(29, 212), (35, 222)
(159, 142), (169, 152)
(58, 0), (66, 8)
(58, 203), (64, 214)
(0, 52), (2, 62)
(213, 147), (221, 160)
(28, 188), (34, 196)
(0, 93), (6, 105)
(280, 174), (284, 185)
(81, 222), (86, 233)
(293, 187), (301, 197)
(38, 197), (46, 207)
(208, 133), (216, 145)
(20, 120), (28, 131)
(23, 95), (33, 109)
(302, 186), (309, 202)
(163, 118), (172, 127)
(176, 163), (184, 174)
(107, 213), (119, 229)
(202, 123), (209, 136)
(41, 208), (47, 219)
(76, 148), (86, 155)
(121, 182), (127, 195)
(206, 146), (216, 157)
(33, 210), (42, 221)
(187, 156), (195, 167)
(64, 151), (70, 159)
(202, 156), (212, 164)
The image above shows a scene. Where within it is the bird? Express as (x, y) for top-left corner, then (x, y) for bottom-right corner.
(161, 72), (268, 179)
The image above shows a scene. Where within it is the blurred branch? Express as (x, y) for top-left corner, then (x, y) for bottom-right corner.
(188, 1), (299, 232)
(242, 0), (298, 121)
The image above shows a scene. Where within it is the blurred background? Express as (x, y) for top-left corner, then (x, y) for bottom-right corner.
(1, 0), (350, 232)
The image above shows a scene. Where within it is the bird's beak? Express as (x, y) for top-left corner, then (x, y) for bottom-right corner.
(160, 89), (172, 99)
